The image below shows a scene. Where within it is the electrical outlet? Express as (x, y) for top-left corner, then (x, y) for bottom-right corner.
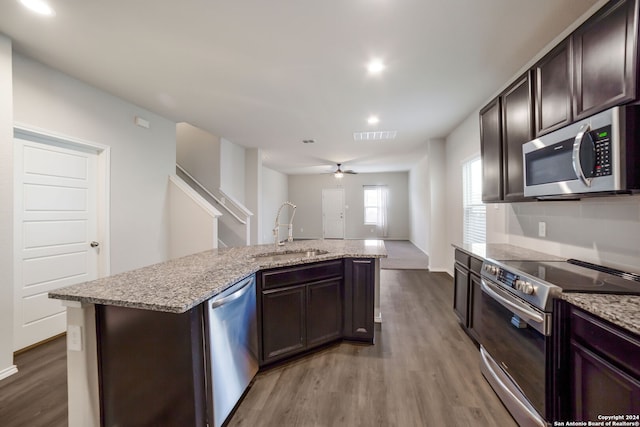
(538, 221), (547, 238)
(68, 325), (83, 352)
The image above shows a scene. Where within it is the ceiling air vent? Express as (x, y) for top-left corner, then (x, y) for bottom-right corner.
(353, 130), (397, 141)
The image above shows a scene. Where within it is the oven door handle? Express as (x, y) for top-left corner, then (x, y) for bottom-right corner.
(480, 279), (544, 324)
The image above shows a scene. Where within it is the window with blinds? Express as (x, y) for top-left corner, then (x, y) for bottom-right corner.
(463, 156), (486, 244)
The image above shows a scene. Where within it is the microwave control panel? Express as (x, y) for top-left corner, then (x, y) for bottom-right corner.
(590, 125), (612, 177)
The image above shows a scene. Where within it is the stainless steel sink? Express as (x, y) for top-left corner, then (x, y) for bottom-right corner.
(250, 249), (328, 263)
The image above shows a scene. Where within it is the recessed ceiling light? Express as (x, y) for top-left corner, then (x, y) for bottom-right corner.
(19, 0), (55, 16)
(367, 59), (385, 74)
(367, 116), (379, 125)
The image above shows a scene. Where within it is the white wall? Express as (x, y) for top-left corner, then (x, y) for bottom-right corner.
(409, 151), (429, 253)
(0, 35), (16, 380)
(507, 197), (640, 272)
(220, 137), (246, 204)
(13, 54), (177, 274)
(427, 139), (448, 271)
(245, 148), (262, 244)
(176, 122), (221, 192)
(444, 111), (484, 273)
(261, 166), (289, 244)
(168, 176), (219, 259)
(288, 172), (410, 240)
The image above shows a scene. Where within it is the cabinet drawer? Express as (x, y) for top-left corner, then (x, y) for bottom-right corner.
(260, 260), (343, 290)
(454, 250), (470, 268)
(570, 306), (640, 378)
(470, 257), (483, 276)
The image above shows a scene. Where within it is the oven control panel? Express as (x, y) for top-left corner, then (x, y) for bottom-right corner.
(482, 263), (536, 295)
(481, 260), (561, 312)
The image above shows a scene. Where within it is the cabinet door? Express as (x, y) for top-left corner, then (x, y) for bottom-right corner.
(535, 39), (572, 135)
(261, 286), (306, 364)
(344, 259), (375, 342)
(572, 0), (638, 119)
(480, 97), (503, 202)
(501, 72), (533, 201)
(453, 263), (469, 326)
(570, 341), (640, 419)
(467, 273), (482, 343)
(307, 279), (343, 348)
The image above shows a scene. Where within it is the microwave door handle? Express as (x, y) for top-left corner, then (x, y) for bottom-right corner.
(572, 123), (592, 187)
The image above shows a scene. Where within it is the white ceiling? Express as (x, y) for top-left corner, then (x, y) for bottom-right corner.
(0, 0), (600, 175)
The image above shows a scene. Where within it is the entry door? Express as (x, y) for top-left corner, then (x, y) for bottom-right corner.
(322, 188), (345, 239)
(14, 138), (99, 350)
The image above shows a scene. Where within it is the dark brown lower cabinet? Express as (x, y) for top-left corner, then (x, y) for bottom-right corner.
(467, 273), (482, 343)
(344, 258), (375, 342)
(259, 259), (376, 366)
(452, 249), (482, 344)
(307, 279), (343, 347)
(96, 305), (207, 427)
(261, 285), (306, 362)
(453, 263), (469, 325)
(554, 300), (640, 421)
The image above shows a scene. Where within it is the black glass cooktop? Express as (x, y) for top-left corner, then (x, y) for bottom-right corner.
(497, 259), (640, 295)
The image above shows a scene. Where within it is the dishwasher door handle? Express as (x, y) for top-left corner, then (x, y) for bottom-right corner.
(210, 277), (255, 309)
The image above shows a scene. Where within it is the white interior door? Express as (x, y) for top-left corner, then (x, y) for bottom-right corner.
(322, 188), (345, 239)
(14, 138), (100, 350)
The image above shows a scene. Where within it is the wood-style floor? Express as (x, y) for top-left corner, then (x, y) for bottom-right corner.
(0, 270), (516, 426)
(0, 335), (67, 427)
(231, 269), (516, 426)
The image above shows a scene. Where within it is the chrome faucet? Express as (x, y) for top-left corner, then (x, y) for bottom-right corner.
(273, 201), (297, 246)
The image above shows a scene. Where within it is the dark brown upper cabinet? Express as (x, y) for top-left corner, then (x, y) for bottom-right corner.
(480, 97), (503, 203)
(480, 72), (533, 203)
(572, 0), (639, 120)
(534, 38), (573, 136)
(501, 72), (534, 201)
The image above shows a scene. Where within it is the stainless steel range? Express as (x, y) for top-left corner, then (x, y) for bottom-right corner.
(476, 258), (640, 427)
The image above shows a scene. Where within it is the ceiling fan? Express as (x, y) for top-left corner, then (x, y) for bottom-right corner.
(332, 163), (357, 178)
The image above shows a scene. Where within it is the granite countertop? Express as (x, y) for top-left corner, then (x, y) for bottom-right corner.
(49, 239), (387, 314)
(452, 242), (565, 262)
(560, 293), (640, 336)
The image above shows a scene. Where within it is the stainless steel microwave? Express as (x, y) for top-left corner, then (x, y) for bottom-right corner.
(523, 105), (640, 199)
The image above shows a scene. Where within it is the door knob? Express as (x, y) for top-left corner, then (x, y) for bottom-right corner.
(90, 241), (100, 248)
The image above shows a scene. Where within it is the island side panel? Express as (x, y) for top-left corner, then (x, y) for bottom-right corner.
(96, 304), (207, 427)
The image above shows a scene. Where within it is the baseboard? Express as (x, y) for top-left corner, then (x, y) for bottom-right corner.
(428, 267), (454, 278)
(0, 364), (18, 381)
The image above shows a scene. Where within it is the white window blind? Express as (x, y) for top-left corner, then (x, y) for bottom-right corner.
(363, 185), (389, 237)
(463, 157), (486, 244)
(364, 187), (379, 225)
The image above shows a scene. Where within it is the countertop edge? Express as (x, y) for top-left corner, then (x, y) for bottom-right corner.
(49, 240), (387, 314)
(560, 293), (640, 337)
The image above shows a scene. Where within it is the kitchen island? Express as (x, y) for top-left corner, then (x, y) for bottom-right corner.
(49, 239), (387, 427)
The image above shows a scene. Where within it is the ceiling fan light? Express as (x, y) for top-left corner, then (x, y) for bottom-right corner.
(334, 171), (344, 179)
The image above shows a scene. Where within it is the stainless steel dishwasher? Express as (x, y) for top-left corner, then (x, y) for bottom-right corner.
(205, 274), (258, 427)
